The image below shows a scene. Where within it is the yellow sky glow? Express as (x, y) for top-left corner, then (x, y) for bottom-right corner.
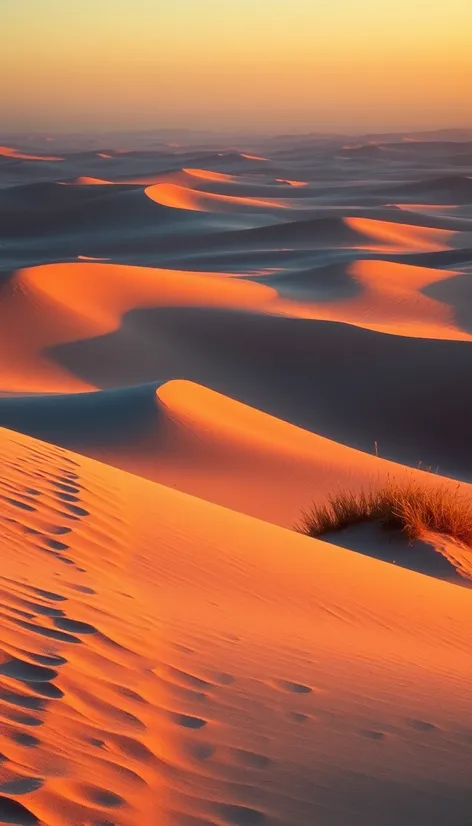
(2, 0), (471, 132)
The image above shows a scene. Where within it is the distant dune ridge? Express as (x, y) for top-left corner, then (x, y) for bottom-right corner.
(0, 130), (472, 824)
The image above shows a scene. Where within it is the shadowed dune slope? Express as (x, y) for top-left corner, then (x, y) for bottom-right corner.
(385, 175), (472, 205)
(1, 256), (472, 480)
(0, 183), (199, 239)
(47, 305), (472, 476)
(144, 181), (292, 213)
(0, 263), (272, 393)
(0, 428), (471, 825)
(0, 145), (63, 161)
(1, 380), (470, 531)
(2, 256), (470, 397)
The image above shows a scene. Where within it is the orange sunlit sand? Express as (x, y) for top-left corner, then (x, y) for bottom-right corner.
(1, 116), (472, 826)
(144, 182), (291, 212)
(0, 144), (63, 161)
(0, 427), (472, 826)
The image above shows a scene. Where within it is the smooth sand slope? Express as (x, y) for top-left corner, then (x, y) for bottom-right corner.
(2, 379), (470, 534)
(144, 182), (291, 213)
(2, 255), (472, 478)
(0, 145), (63, 162)
(0, 428), (472, 825)
(0, 263), (271, 393)
(2, 252), (471, 396)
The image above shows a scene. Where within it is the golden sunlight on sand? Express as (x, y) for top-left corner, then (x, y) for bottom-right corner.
(0, 428), (471, 825)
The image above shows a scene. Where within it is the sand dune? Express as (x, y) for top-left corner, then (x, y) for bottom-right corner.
(159, 168), (311, 199)
(240, 152), (269, 161)
(0, 145), (63, 162)
(145, 182), (291, 213)
(68, 176), (114, 186)
(184, 167), (237, 182)
(0, 376), (470, 532)
(43, 304), (472, 476)
(343, 216), (456, 252)
(0, 262), (272, 392)
(276, 177), (308, 187)
(0, 183), (249, 266)
(388, 175), (472, 205)
(278, 259), (472, 340)
(0, 428), (472, 825)
(1, 130), (472, 824)
(3, 254), (470, 398)
(1, 253), (471, 476)
(0, 379), (408, 525)
(64, 168), (308, 201)
(170, 212), (469, 255)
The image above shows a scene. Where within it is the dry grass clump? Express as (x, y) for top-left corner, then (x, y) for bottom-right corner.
(299, 479), (472, 547)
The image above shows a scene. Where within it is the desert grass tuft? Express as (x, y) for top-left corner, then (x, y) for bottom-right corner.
(298, 479), (472, 547)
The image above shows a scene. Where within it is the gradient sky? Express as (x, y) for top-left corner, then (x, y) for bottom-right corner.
(2, 0), (472, 133)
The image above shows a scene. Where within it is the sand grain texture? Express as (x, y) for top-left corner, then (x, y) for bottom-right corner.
(0, 430), (471, 825)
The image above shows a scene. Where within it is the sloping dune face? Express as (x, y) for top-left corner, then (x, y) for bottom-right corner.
(282, 259), (472, 339)
(0, 145), (63, 161)
(183, 167), (239, 183)
(144, 182), (291, 212)
(2, 132), (472, 824)
(0, 429), (472, 825)
(0, 263), (273, 393)
(343, 216), (457, 251)
(67, 176), (114, 185)
(2, 253), (470, 396)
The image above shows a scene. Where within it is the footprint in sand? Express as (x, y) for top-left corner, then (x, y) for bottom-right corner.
(30, 587), (67, 602)
(210, 671), (234, 686)
(287, 711), (309, 723)
(362, 730), (386, 741)
(65, 583), (96, 595)
(189, 742), (215, 761)
(3, 709), (42, 727)
(42, 538), (70, 552)
(9, 731), (41, 747)
(407, 719), (438, 732)
(271, 679), (313, 694)
(216, 803), (266, 825)
(53, 617), (97, 634)
(0, 656), (58, 683)
(51, 481), (80, 495)
(168, 712), (208, 729)
(25, 681), (64, 699)
(30, 653), (67, 666)
(0, 796), (39, 824)
(77, 783), (125, 809)
(0, 684), (52, 710)
(2, 496), (36, 513)
(14, 619), (81, 643)
(163, 665), (211, 690)
(229, 749), (272, 769)
(0, 777), (43, 794)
